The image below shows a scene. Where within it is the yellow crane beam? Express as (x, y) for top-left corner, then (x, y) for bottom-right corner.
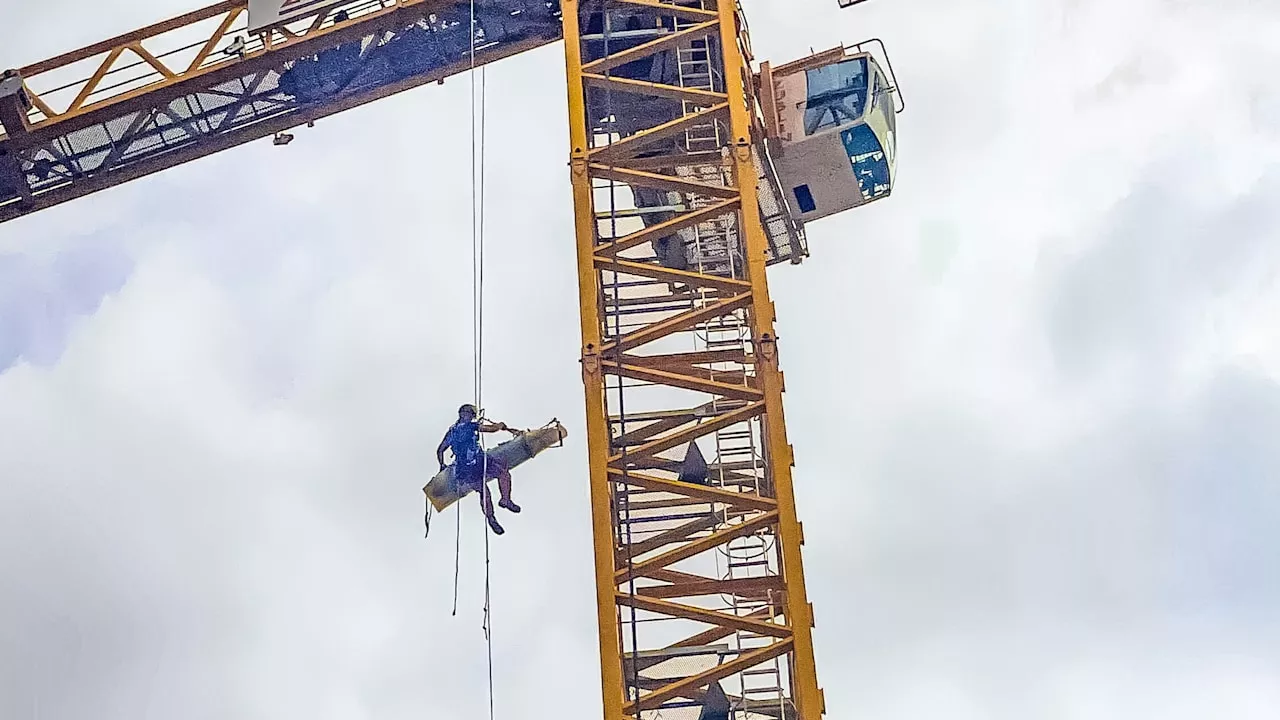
(563, 2), (821, 717)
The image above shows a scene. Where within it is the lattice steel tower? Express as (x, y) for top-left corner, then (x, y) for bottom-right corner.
(564, 3), (822, 719)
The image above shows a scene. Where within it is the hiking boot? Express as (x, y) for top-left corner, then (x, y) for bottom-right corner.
(487, 515), (505, 535)
(499, 498), (521, 514)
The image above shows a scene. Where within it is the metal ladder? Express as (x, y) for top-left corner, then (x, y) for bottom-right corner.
(672, 18), (790, 720)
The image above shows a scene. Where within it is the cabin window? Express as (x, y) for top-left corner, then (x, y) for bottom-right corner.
(841, 124), (891, 201)
(871, 70), (896, 165)
(802, 57), (869, 136)
(793, 184), (817, 213)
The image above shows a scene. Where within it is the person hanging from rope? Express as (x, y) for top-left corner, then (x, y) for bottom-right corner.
(438, 403), (522, 535)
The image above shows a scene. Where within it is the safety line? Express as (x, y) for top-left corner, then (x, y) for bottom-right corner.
(452, 503), (462, 615)
(469, 4), (497, 720)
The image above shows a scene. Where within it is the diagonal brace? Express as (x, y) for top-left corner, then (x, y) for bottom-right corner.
(595, 257), (750, 295)
(591, 103), (729, 163)
(611, 0), (718, 21)
(620, 594), (792, 638)
(595, 197), (739, 256)
(605, 361), (763, 403)
(624, 639), (795, 713)
(592, 163), (739, 199)
(617, 510), (778, 584)
(603, 293), (752, 355)
(583, 73), (728, 105)
(609, 469), (776, 511)
(609, 400), (763, 466)
(584, 21), (720, 75)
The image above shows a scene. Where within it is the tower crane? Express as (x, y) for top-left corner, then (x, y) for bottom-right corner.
(0, 2), (902, 720)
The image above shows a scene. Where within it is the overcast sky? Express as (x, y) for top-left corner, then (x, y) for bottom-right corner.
(3, 0), (1280, 718)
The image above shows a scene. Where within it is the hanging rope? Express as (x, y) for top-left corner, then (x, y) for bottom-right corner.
(481, 503), (496, 720)
(471, 2), (485, 409)
(468, 4), (497, 720)
(451, 504), (462, 615)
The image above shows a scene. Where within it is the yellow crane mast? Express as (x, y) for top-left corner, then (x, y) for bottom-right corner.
(0, 2), (902, 719)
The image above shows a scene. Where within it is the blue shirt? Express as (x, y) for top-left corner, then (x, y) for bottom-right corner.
(446, 420), (482, 467)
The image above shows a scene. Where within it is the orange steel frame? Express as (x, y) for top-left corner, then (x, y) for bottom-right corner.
(563, 1), (823, 719)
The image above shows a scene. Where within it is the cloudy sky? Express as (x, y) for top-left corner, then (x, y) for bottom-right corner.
(3, 0), (1280, 718)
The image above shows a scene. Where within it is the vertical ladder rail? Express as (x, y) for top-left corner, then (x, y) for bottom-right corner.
(675, 25), (786, 720)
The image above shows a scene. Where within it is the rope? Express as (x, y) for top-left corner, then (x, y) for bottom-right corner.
(482, 510), (496, 720)
(452, 503), (462, 615)
(469, 5), (497, 720)
(471, 3), (486, 409)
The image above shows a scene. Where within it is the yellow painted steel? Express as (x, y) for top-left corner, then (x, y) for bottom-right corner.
(715, 5), (825, 717)
(562, 4), (628, 720)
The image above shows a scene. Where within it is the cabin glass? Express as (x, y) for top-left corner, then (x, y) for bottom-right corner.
(870, 66), (896, 169)
(802, 56), (869, 136)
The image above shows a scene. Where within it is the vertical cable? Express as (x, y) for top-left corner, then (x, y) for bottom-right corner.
(483, 514), (495, 720)
(468, 5), (496, 720)
(452, 504), (463, 615)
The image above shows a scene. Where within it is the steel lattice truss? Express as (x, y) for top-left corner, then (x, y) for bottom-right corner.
(563, 2), (822, 719)
(0, 0), (562, 223)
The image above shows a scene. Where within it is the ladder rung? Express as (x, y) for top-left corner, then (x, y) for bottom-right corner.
(619, 510), (714, 526)
(732, 599), (777, 609)
(582, 29), (673, 41)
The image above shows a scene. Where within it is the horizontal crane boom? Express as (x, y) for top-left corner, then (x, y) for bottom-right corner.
(0, 0), (563, 224)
